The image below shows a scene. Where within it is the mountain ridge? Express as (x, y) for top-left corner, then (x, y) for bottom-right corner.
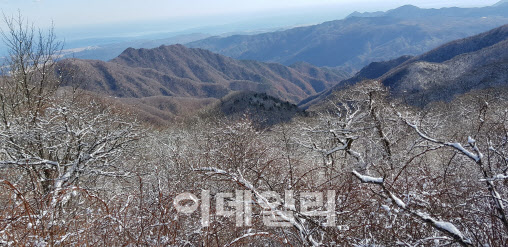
(57, 44), (350, 122)
(380, 25), (508, 106)
(303, 24), (508, 109)
(187, 4), (508, 71)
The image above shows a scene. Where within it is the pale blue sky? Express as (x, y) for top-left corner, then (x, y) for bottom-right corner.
(0, 0), (500, 29)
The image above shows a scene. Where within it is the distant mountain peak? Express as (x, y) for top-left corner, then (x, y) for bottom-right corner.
(494, 0), (508, 6)
(385, 4), (430, 18)
(345, 10), (384, 18)
(394, 4), (420, 10)
(347, 4), (421, 18)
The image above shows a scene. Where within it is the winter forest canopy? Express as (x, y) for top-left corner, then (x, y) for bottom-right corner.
(1, 6), (508, 247)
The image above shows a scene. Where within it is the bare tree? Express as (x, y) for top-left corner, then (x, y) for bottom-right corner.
(0, 14), (142, 246)
(0, 12), (62, 123)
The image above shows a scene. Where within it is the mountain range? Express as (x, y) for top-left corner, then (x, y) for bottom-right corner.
(60, 44), (349, 102)
(187, 3), (508, 71)
(60, 33), (211, 62)
(58, 23), (508, 124)
(303, 24), (508, 109)
(380, 24), (508, 106)
(53, 3), (508, 125)
(57, 44), (349, 124)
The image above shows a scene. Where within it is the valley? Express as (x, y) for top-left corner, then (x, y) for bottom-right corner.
(1, 1), (507, 246)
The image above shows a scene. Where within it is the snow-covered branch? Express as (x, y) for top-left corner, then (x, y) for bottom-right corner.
(352, 170), (383, 184)
(224, 232), (270, 247)
(402, 117), (483, 162)
(401, 115), (508, 233)
(480, 174), (508, 182)
(352, 170), (472, 246)
(195, 166), (321, 246)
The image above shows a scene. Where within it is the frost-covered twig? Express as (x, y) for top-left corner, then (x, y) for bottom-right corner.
(353, 170), (472, 246)
(352, 170), (383, 184)
(402, 115), (508, 233)
(224, 232), (270, 247)
(195, 167), (320, 246)
(414, 212), (469, 246)
(397, 236), (453, 247)
(480, 174), (508, 182)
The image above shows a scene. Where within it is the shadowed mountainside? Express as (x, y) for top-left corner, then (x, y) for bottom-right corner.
(380, 24), (508, 106)
(200, 91), (305, 128)
(303, 24), (508, 109)
(299, 55), (413, 108)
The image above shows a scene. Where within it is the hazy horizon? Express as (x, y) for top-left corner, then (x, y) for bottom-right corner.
(0, 0), (502, 51)
(0, 0), (500, 28)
